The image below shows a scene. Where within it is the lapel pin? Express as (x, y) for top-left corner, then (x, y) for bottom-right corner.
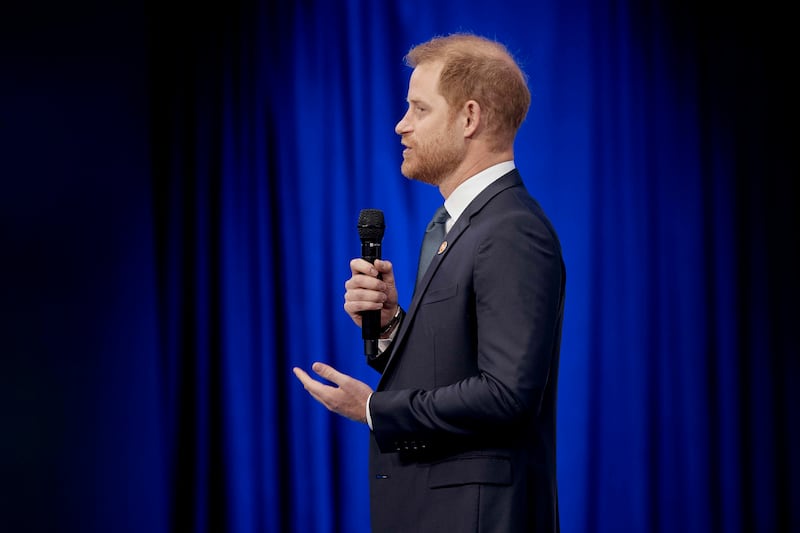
(437, 241), (448, 254)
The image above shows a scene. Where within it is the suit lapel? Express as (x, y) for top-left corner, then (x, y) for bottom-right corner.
(377, 170), (524, 386)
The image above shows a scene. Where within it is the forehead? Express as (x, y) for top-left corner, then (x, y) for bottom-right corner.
(407, 61), (445, 101)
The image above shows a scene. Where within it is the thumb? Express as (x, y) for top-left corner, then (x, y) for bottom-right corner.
(374, 259), (395, 282)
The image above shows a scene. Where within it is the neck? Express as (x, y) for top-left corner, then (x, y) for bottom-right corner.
(438, 148), (514, 199)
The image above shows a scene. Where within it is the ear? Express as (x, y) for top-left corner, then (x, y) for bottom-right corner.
(461, 100), (481, 138)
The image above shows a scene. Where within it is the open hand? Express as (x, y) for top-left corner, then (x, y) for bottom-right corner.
(293, 362), (374, 423)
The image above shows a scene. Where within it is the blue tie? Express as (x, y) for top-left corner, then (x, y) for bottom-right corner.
(416, 205), (449, 290)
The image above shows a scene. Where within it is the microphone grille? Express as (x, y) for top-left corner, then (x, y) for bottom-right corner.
(358, 209), (385, 241)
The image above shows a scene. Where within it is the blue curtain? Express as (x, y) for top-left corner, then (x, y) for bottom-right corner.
(2, 0), (797, 532)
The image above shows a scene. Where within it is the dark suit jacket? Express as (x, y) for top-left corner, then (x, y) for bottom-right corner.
(367, 170), (565, 532)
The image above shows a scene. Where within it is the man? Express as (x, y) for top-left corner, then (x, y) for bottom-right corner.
(294, 33), (565, 532)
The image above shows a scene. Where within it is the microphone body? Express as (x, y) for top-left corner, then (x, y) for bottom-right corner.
(357, 209), (385, 356)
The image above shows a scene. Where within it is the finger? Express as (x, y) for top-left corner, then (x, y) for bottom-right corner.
(373, 259), (394, 275)
(344, 287), (387, 304)
(293, 366), (310, 381)
(312, 362), (349, 387)
(345, 274), (387, 292)
(374, 260), (397, 287)
(349, 258), (379, 277)
(293, 366), (320, 391)
(293, 367), (334, 405)
(344, 302), (383, 319)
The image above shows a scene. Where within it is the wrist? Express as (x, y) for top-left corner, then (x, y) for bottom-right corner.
(379, 305), (402, 338)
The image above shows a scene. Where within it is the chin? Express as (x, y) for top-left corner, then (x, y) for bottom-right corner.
(400, 161), (415, 179)
(401, 160), (444, 186)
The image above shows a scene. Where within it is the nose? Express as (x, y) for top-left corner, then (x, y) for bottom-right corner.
(395, 110), (411, 135)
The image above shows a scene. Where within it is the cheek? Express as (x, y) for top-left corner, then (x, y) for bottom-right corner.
(420, 122), (447, 145)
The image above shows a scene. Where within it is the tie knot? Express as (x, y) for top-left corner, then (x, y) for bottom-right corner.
(427, 205), (449, 230)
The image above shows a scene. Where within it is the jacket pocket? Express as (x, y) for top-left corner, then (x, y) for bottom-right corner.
(427, 454), (512, 488)
(423, 283), (458, 304)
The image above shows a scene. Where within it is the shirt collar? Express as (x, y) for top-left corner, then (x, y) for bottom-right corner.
(443, 160), (515, 232)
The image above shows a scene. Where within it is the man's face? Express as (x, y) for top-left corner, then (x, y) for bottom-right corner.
(395, 62), (465, 186)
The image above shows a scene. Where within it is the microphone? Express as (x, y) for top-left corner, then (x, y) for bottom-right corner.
(357, 209), (385, 356)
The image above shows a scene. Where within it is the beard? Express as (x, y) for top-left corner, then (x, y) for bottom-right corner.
(400, 126), (465, 187)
